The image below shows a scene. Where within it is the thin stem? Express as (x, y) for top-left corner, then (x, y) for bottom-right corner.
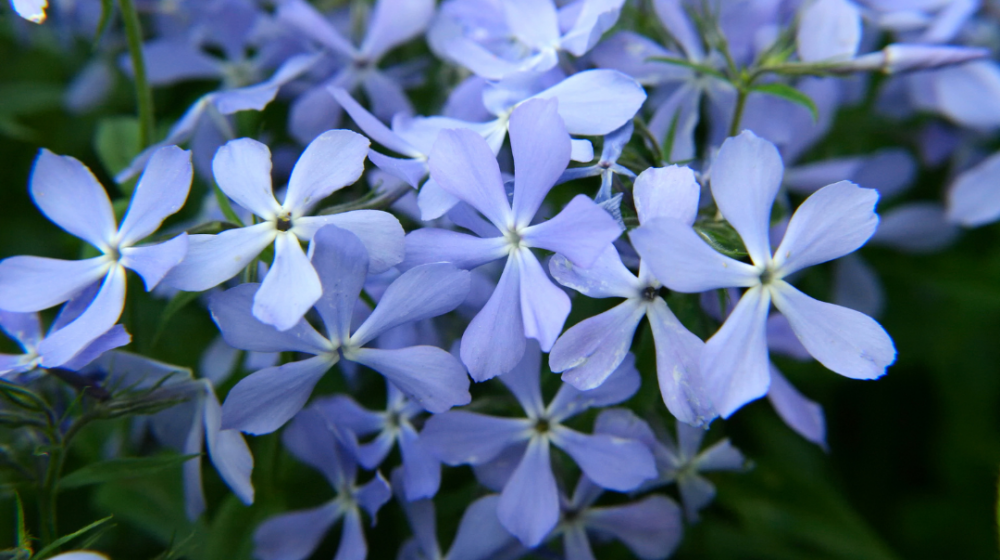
(118, 0), (155, 147)
(728, 86), (748, 137)
(38, 444), (65, 547)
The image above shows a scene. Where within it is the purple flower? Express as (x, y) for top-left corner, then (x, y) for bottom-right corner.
(317, 381), (441, 501)
(253, 404), (391, 560)
(212, 225), (472, 435)
(0, 146), (192, 367)
(557, 121), (636, 225)
(403, 99), (621, 380)
(0, 308), (129, 379)
(421, 343), (656, 547)
(428, 0), (625, 80)
(549, 165), (714, 426)
(394, 470), (526, 560)
(630, 131), (896, 417)
(594, 408), (745, 522)
(557, 476), (683, 560)
(277, 0), (435, 143)
(163, 130), (404, 331)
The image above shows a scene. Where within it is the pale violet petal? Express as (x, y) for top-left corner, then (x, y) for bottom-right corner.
(120, 234), (189, 291)
(253, 233), (322, 331)
(767, 365), (827, 449)
(461, 257), (526, 381)
(648, 298), (715, 426)
(497, 438), (558, 547)
(548, 245), (639, 299)
(522, 195), (622, 268)
(346, 347), (471, 413)
(285, 130), (370, 214)
(298, 210), (404, 274)
(161, 224), (276, 292)
(31, 149), (116, 250)
(633, 165), (701, 226)
(0, 256), (108, 312)
(421, 411), (530, 465)
(429, 128), (512, 229)
(553, 427), (656, 491)
(516, 250), (570, 353)
(796, 0), (861, 62)
(551, 300), (645, 390)
(208, 283), (331, 354)
(510, 98), (571, 225)
(221, 355), (336, 435)
(38, 266), (126, 368)
(117, 146), (193, 246)
(212, 138), (281, 220)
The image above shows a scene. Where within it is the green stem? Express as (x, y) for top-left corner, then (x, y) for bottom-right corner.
(728, 86), (748, 138)
(39, 445), (65, 547)
(118, 0), (155, 148)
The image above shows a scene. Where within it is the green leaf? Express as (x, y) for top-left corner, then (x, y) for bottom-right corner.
(694, 220), (749, 259)
(58, 454), (199, 491)
(14, 493), (31, 555)
(750, 83), (819, 121)
(95, 117), (142, 195)
(213, 184), (246, 227)
(151, 290), (204, 347)
(93, 468), (195, 545)
(33, 516), (113, 559)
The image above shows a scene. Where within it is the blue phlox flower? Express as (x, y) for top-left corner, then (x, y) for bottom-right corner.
(427, 0), (626, 81)
(317, 380), (441, 501)
(76, 350), (255, 518)
(393, 469), (527, 560)
(253, 404), (391, 560)
(557, 121), (636, 226)
(212, 225), (472, 435)
(276, 0), (436, 144)
(0, 307), (129, 380)
(556, 475), (683, 560)
(198, 334), (279, 386)
(403, 98), (622, 381)
(549, 164), (714, 426)
(594, 407), (745, 522)
(0, 146), (192, 367)
(630, 130), (897, 417)
(116, 51), (322, 182)
(163, 130), (405, 331)
(421, 342), (657, 547)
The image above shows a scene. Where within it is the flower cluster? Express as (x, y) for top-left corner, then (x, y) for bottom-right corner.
(3, 0), (1000, 557)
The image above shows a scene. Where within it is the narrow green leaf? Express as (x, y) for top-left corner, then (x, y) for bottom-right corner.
(750, 83), (819, 121)
(33, 516), (113, 559)
(661, 107), (682, 164)
(58, 454), (199, 491)
(14, 493), (31, 554)
(95, 117), (142, 195)
(213, 184), (245, 227)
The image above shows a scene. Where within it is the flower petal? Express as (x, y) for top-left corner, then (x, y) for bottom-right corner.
(209, 284), (330, 354)
(420, 411), (529, 465)
(770, 282), (895, 380)
(551, 301), (645, 390)
(161, 224), (276, 292)
(710, 131), (782, 267)
(509, 98), (571, 225)
(633, 165), (700, 226)
(648, 298), (714, 426)
(548, 353), (640, 421)
(203, 385), (255, 505)
(38, 266), (126, 368)
(629, 218), (760, 292)
(117, 146), (193, 246)
(285, 130), (370, 214)
(772, 181), (879, 276)
(347, 347), (471, 413)
(360, 0), (435, 60)
(554, 428), (656, 491)
(309, 225), (369, 345)
(461, 257), (526, 381)
(401, 228), (508, 271)
(120, 234), (189, 291)
(253, 233), (322, 331)
(429, 128), (512, 229)
(399, 424), (441, 500)
(767, 365), (827, 449)
(796, 0), (861, 62)
(517, 250), (570, 352)
(548, 244), (639, 299)
(498, 339), (545, 417)
(497, 437), (559, 547)
(584, 495), (683, 559)
(253, 502), (341, 560)
(221, 355), (336, 435)
(30, 149), (116, 250)
(0, 256), (108, 312)
(530, 69), (647, 136)
(701, 285), (771, 418)
(351, 263), (470, 346)
(212, 138), (281, 220)
(522, 195), (622, 268)
(947, 149), (1000, 227)
(297, 210), (404, 274)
